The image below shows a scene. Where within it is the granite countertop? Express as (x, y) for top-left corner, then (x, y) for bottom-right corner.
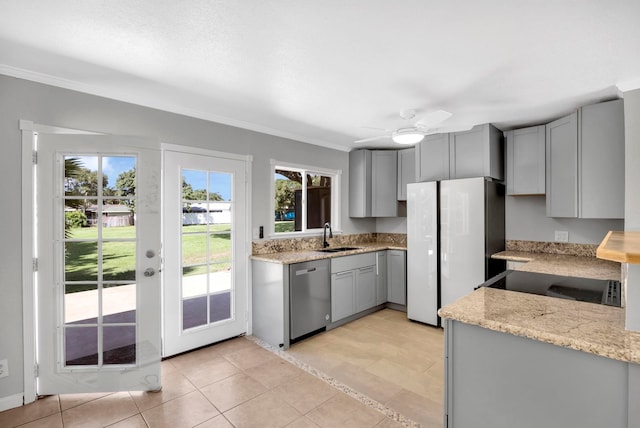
(492, 250), (621, 280)
(439, 287), (640, 364)
(251, 242), (407, 264)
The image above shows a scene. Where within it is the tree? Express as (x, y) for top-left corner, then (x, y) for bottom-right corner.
(181, 176), (223, 205)
(275, 179), (300, 212)
(115, 168), (137, 211)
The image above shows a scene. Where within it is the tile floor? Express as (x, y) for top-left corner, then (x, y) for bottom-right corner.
(286, 309), (444, 427)
(0, 309), (444, 428)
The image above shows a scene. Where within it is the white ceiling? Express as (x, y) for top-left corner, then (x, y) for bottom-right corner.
(1, 1), (640, 151)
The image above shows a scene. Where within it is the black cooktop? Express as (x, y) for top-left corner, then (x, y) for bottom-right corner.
(480, 270), (622, 307)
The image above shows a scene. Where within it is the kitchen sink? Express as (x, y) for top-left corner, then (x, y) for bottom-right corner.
(316, 246), (360, 253)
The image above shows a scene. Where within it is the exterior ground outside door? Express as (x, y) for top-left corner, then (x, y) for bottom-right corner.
(163, 149), (250, 357)
(36, 134), (162, 394)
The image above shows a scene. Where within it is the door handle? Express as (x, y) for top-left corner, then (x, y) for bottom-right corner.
(144, 268), (156, 277)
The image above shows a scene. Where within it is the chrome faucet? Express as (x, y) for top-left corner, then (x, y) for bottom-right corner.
(323, 222), (333, 248)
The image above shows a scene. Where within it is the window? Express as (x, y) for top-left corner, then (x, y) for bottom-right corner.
(272, 161), (340, 236)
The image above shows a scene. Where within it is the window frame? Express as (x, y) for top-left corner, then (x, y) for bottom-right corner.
(270, 159), (341, 238)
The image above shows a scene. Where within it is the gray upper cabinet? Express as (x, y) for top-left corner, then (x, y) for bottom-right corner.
(546, 99), (624, 219)
(506, 125), (546, 195)
(579, 99), (625, 219)
(449, 124), (504, 180)
(546, 112), (579, 217)
(397, 148), (416, 201)
(416, 124), (503, 182)
(349, 149), (398, 217)
(416, 133), (450, 182)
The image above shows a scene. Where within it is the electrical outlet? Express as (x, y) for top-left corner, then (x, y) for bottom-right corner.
(0, 359), (8, 378)
(554, 230), (569, 243)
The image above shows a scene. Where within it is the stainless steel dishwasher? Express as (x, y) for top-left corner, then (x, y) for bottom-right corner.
(289, 259), (331, 341)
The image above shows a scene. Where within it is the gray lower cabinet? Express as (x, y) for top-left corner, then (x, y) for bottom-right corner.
(331, 270), (356, 322)
(376, 251), (388, 305)
(445, 320), (631, 428)
(252, 260), (290, 349)
(505, 125), (546, 195)
(330, 252), (376, 322)
(355, 266), (376, 312)
(349, 149), (398, 217)
(387, 250), (406, 305)
(546, 99), (624, 219)
(416, 124), (503, 182)
(397, 148), (416, 201)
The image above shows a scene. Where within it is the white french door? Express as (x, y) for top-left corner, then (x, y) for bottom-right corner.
(162, 150), (248, 357)
(36, 134), (162, 394)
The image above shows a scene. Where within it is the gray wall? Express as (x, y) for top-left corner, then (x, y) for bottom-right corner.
(0, 75), (373, 401)
(505, 197), (623, 244)
(376, 193), (623, 245)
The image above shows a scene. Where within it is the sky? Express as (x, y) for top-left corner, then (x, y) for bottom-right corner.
(73, 156), (232, 200)
(181, 169), (232, 201)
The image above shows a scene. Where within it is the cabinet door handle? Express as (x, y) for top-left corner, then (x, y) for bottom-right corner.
(334, 271), (352, 277)
(360, 266), (375, 274)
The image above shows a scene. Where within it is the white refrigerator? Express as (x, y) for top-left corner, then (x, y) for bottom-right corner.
(407, 177), (505, 326)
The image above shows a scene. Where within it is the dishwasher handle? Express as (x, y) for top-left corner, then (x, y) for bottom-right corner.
(295, 267), (317, 276)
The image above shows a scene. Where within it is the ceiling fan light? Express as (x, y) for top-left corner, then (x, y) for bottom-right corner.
(392, 130), (424, 145)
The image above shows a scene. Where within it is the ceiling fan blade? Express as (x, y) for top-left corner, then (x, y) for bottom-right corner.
(354, 135), (390, 143)
(416, 110), (453, 127)
(424, 124), (474, 135)
(361, 126), (393, 132)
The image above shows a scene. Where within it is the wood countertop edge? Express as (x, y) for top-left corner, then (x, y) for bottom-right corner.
(597, 230), (640, 264)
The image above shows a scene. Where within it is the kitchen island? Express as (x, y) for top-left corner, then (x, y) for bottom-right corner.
(439, 265), (640, 428)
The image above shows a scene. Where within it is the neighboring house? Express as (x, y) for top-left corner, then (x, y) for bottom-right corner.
(182, 202), (231, 225)
(85, 204), (134, 227)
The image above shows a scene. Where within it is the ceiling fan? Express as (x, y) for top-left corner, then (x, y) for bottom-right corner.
(355, 109), (470, 145)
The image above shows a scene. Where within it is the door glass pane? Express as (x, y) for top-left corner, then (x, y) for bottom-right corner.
(182, 267), (207, 298)
(65, 284), (98, 324)
(306, 173), (331, 229)
(183, 297), (208, 330)
(65, 156), (99, 197)
(209, 292), (231, 323)
(65, 242), (98, 282)
(102, 241), (136, 281)
(209, 172), (232, 202)
(208, 233), (231, 264)
(180, 168), (234, 332)
(103, 325), (136, 365)
(182, 169), (207, 201)
(103, 156), (136, 197)
(182, 232), (206, 266)
(65, 326), (98, 366)
(103, 284), (136, 323)
(62, 153), (138, 368)
(209, 263), (231, 293)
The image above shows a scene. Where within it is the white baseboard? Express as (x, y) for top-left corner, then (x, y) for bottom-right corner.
(0, 393), (23, 412)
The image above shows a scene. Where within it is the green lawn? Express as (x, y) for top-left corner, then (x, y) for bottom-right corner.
(275, 221), (294, 233)
(65, 224), (232, 283)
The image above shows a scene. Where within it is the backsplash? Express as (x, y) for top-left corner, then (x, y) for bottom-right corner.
(506, 240), (598, 257)
(252, 233), (406, 255)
